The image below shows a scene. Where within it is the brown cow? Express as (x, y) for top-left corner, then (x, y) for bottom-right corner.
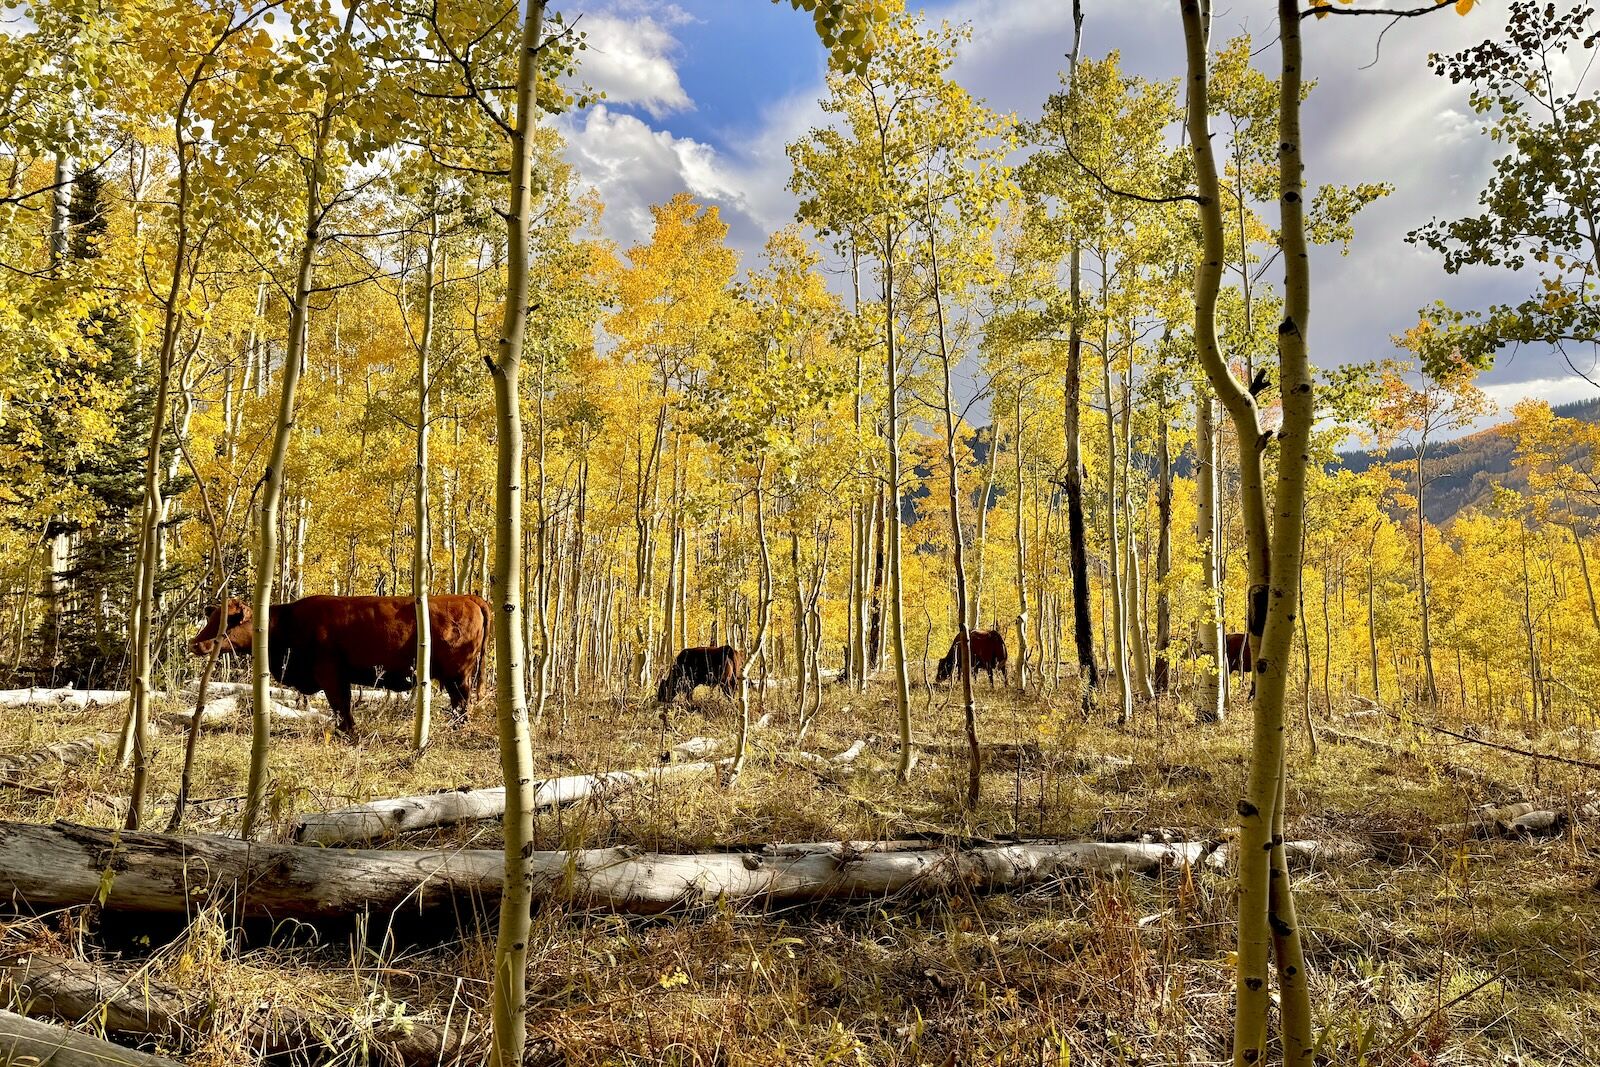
(656, 645), (744, 704)
(1224, 632), (1250, 676)
(190, 594), (491, 738)
(935, 629), (1008, 686)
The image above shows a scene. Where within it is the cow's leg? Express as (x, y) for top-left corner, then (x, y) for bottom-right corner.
(315, 661), (357, 739)
(442, 677), (469, 724)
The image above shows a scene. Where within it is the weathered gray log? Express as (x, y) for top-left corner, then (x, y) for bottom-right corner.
(291, 760), (727, 846)
(0, 689), (131, 711)
(0, 955), (471, 1066)
(0, 1006), (183, 1066)
(1204, 839), (1367, 872)
(665, 737), (723, 762)
(167, 694), (332, 728)
(0, 821), (1203, 920)
(1436, 801), (1569, 838)
(0, 733), (125, 788)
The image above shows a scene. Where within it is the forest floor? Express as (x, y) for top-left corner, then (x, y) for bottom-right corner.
(0, 671), (1595, 1066)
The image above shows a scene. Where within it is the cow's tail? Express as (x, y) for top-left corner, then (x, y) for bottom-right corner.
(473, 596), (492, 701)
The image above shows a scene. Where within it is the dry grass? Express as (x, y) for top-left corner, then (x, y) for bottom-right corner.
(0, 673), (1595, 1065)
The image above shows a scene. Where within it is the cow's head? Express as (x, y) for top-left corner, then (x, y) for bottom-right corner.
(655, 672), (674, 705)
(191, 598), (254, 657)
(934, 647), (956, 684)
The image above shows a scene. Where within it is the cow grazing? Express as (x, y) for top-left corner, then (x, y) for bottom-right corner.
(189, 594), (491, 738)
(935, 629), (1009, 686)
(656, 645), (744, 704)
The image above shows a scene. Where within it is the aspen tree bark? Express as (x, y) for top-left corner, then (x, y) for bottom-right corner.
(1194, 297), (1223, 711)
(533, 340), (554, 725)
(49, 152), (72, 268)
(1415, 434), (1439, 704)
(1181, 2), (1312, 1060)
(1062, 0), (1099, 702)
(869, 485), (887, 671)
(733, 460), (773, 779)
(1100, 297), (1132, 725)
(1013, 399), (1029, 690)
(241, 0), (359, 834)
(971, 438), (999, 629)
(1255, 3), (1315, 1060)
(1570, 523), (1600, 634)
(1367, 527), (1381, 701)
(791, 529), (807, 709)
(485, 5), (545, 1064)
(1154, 403), (1173, 694)
(412, 214), (438, 752)
(127, 23), (245, 823)
(927, 199), (979, 805)
(882, 228), (914, 782)
(1122, 366), (1154, 702)
(846, 254), (869, 689)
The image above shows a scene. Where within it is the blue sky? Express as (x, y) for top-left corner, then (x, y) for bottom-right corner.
(559, 1), (1599, 421)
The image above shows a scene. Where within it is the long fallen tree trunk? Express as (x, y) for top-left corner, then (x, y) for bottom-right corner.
(0, 820), (1204, 921)
(0, 1005), (183, 1067)
(0, 955), (471, 1066)
(172, 694), (332, 727)
(0, 733), (127, 786)
(291, 760), (727, 846)
(0, 688), (132, 710)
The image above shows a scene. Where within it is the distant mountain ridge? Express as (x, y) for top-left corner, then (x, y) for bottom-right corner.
(1335, 396), (1600, 525)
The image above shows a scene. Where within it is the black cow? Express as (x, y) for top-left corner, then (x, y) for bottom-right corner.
(656, 645), (744, 704)
(935, 629), (1009, 686)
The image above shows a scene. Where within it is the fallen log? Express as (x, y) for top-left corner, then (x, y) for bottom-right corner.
(1204, 839), (1368, 872)
(291, 760), (727, 846)
(665, 736), (723, 762)
(0, 1006), (182, 1067)
(0, 821), (1203, 921)
(0, 732), (127, 788)
(1436, 801), (1569, 838)
(167, 694), (332, 728)
(0, 688), (131, 711)
(0, 955), (472, 1067)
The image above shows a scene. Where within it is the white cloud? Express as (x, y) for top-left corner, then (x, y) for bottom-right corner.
(579, 12), (692, 119)
(1481, 375), (1598, 413)
(559, 105), (768, 250)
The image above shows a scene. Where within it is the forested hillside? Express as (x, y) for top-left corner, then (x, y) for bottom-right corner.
(0, 1), (1595, 1066)
(1339, 396), (1600, 523)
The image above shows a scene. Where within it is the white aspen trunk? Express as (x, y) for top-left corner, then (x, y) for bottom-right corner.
(1122, 369), (1154, 701)
(49, 151), (72, 269)
(882, 233), (913, 781)
(1196, 393), (1223, 721)
(412, 215), (438, 752)
(292, 761), (727, 847)
(971, 435), (999, 629)
(1154, 399), (1173, 694)
(926, 193), (980, 805)
(733, 462), (774, 778)
(241, 83), (336, 836)
(1571, 523), (1600, 634)
(1255, 4), (1316, 1058)
(1416, 436), (1439, 704)
(481, 5), (543, 1064)
(533, 344), (554, 725)
(1012, 399), (1029, 691)
(1100, 289), (1132, 725)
